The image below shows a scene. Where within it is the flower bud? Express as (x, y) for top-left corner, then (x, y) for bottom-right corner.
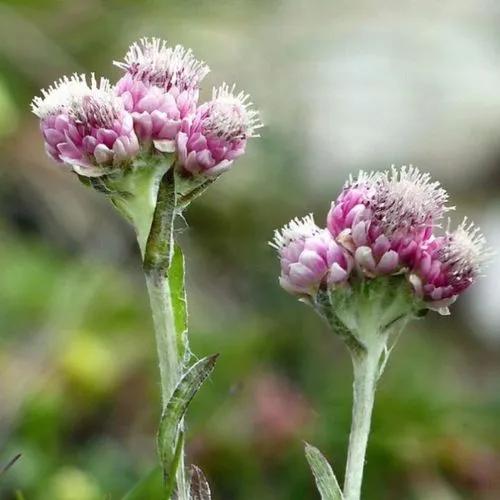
(271, 215), (352, 296)
(410, 218), (490, 313)
(328, 166), (450, 274)
(31, 74), (139, 176)
(176, 83), (262, 177)
(114, 38), (209, 152)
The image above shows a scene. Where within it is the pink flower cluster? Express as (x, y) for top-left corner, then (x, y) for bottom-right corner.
(270, 215), (353, 296)
(31, 75), (139, 176)
(273, 167), (489, 313)
(31, 38), (261, 178)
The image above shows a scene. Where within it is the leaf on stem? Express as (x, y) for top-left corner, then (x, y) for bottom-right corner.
(304, 443), (344, 500)
(189, 465), (212, 500)
(170, 244), (189, 361)
(157, 355), (219, 487)
(176, 177), (216, 211)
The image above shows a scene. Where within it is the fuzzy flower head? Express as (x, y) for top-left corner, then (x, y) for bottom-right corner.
(176, 83), (262, 176)
(270, 215), (352, 296)
(32, 74), (139, 176)
(411, 218), (490, 312)
(327, 166), (451, 275)
(114, 38), (209, 150)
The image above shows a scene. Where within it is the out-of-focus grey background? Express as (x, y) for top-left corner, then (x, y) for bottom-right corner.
(0, 0), (499, 498)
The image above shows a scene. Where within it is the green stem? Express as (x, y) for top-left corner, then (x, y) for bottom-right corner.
(127, 165), (179, 405)
(320, 277), (415, 500)
(343, 347), (382, 500)
(145, 270), (187, 500)
(145, 272), (180, 405)
(141, 167), (188, 498)
(97, 158), (192, 498)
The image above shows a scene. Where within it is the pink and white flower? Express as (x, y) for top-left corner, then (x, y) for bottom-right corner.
(273, 167), (489, 317)
(410, 218), (490, 313)
(31, 74), (139, 176)
(327, 166), (451, 275)
(271, 215), (353, 296)
(176, 83), (262, 177)
(114, 38), (209, 152)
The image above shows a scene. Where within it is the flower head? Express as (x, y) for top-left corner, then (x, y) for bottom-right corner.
(270, 215), (352, 296)
(176, 83), (262, 176)
(410, 218), (490, 312)
(274, 166), (488, 316)
(328, 166), (451, 274)
(31, 74), (139, 176)
(114, 38), (209, 151)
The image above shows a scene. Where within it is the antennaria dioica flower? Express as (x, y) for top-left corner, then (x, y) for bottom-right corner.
(32, 37), (261, 498)
(272, 165), (490, 500)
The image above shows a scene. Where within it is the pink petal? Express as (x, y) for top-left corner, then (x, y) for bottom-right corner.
(133, 112), (153, 141)
(376, 250), (399, 274)
(354, 246), (376, 272)
(206, 160), (233, 177)
(329, 263), (348, 283)
(44, 128), (65, 146)
(299, 250), (327, 276)
(184, 150), (200, 174)
(352, 221), (368, 247)
(196, 149), (214, 169)
(176, 132), (188, 163)
(372, 235), (390, 260)
(288, 263), (317, 288)
(94, 144), (113, 164)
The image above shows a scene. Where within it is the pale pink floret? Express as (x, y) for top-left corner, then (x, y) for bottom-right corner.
(176, 83), (262, 177)
(410, 218), (490, 313)
(327, 166), (450, 275)
(271, 215), (352, 296)
(32, 74), (139, 176)
(114, 38), (209, 151)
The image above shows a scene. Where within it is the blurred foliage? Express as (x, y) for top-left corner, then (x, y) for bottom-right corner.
(0, 0), (499, 499)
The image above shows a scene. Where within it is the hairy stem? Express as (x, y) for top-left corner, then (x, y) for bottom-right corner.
(134, 165), (187, 496)
(144, 273), (180, 405)
(343, 348), (381, 500)
(130, 167), (177, 405)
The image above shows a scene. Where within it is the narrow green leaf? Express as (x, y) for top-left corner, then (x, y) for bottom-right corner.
(122, 467), (164, 500)
(176, 177), (216, 210)
(304, 443), (344, 500)
(189, 465), (211, 500)
(157, 355), (219, 485)
(169, 244), (189, 361)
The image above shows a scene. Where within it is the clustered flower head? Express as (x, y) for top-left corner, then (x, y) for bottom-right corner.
(273, 166), (489, 314)
(31, 74), (139, 176)
(32, 37), (261, 178)
(270, 214), (353, 296)
(177, 83), (262, 176)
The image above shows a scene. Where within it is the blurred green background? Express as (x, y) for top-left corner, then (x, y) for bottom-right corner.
(0, 0), (499, 498)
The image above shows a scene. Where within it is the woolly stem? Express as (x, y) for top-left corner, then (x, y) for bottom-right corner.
(126, 163), (187, 497)
(343, 348), (381, 500)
